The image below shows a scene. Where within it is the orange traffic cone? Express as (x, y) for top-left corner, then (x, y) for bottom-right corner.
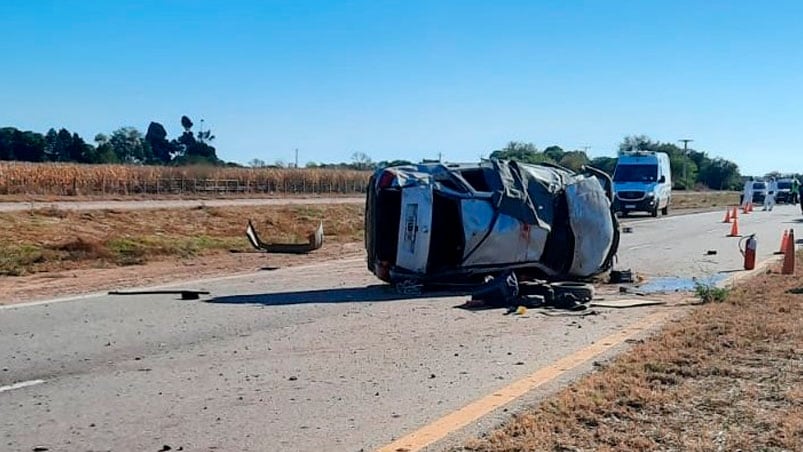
(728, 217), (740, 237)
(776, 230), (789, 255)
(747, 202), (754, 213)
(782, 229), (795, 275)
(723, 208), (732, 223)
(742, 203), (750, 214)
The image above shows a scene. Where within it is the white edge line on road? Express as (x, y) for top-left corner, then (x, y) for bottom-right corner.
(0, 257), (366, 310)
(0, 379), (46, 394)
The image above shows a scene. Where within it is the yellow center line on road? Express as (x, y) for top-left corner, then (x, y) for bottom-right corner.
(375, 310), (672, 452)
(377, 255), (784, 452)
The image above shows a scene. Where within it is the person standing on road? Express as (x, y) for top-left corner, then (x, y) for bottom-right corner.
(741, 177), (754, 209)
(792, 178), (800, 205)
(764, 177), (778, 211)
(798, 180), (803, 213)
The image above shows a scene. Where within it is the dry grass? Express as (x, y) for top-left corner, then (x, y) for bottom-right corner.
(461, 257), (803, 452)
(0, 203), (364, 276)
(672, 190), (741, 210)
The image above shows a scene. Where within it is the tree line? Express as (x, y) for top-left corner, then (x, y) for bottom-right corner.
(0, 116), (220, 166)
(0, 123), (756, 191)
(490, 135), (744, 190)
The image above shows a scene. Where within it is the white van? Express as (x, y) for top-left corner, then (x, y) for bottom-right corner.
(612, 151), (672, 217)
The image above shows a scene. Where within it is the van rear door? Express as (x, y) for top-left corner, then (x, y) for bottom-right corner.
(395, 185), (433, 273)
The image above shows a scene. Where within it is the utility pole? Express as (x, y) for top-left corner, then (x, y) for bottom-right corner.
(679, 139), (693, 186)
(438, 152), (442, 162)
(294, 148), (299, 169)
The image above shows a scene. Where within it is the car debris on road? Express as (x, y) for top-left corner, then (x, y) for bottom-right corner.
(245, 220), (324, 254)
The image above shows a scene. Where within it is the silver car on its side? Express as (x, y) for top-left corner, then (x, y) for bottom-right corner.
(364, 159), (620, 284)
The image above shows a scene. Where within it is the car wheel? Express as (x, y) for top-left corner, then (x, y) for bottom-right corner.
(651, 204), (659, 217)
(661, 204), (669, 216)
(550, 282), (595, 303)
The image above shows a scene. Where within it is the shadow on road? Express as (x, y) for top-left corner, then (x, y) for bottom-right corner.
(207, 285), (468, 306)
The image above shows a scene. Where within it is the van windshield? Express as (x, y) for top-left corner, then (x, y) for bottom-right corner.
(614, 164), (658, 182)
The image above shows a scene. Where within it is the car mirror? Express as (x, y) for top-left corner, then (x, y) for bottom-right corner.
(659, 175), (666, 183)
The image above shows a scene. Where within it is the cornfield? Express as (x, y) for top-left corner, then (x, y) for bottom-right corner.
(0, 162), (372, 196)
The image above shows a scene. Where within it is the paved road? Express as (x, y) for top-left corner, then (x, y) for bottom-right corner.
(0, 196), (364, 212)
(1, 205), (800, 452)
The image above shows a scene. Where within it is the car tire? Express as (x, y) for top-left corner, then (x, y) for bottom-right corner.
(661, 204), (669, 216)
(550, 282), (595, 303)
(651, 204), (659, 217)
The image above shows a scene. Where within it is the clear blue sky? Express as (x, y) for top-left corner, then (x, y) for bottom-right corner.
(2, 1), (802, 175)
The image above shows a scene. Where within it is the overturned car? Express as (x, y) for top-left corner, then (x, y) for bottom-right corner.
(364, 159), (620, 284)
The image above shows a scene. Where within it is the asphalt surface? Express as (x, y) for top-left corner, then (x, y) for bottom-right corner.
(0, 196), (364, 212)
(1, 204), (800, 452)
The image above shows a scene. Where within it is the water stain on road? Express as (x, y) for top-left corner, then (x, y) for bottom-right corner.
(635, 274), (728, 293)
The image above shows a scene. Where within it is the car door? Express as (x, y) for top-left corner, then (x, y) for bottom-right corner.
(395, 185), (433, 273)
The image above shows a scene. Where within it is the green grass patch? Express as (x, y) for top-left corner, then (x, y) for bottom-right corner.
(694, 281), (730, 303)
(0, 244), (48, 276)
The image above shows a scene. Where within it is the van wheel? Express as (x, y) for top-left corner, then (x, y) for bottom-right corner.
(661, 205), (669, 216)
(651, 205), (659, 217)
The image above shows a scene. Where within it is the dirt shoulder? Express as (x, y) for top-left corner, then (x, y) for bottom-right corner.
(0, 203), (365, 303)
(461, 255), (803, 451)
(0, 242), (365, 305)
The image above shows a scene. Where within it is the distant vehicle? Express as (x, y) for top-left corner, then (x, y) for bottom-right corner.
(740, 181), (768, 205)
(775, 178), (794, 204)
(364, 159), (620, 284)
(612, 151), (672, 217)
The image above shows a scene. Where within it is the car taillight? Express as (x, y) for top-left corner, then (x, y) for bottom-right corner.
(378, 171), (395, 188)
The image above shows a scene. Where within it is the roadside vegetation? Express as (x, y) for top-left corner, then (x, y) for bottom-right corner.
(461, 256), (803, 451)
(0, 204), (364, 276)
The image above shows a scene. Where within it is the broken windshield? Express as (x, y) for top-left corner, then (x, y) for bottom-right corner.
(613, 164), (658, 182)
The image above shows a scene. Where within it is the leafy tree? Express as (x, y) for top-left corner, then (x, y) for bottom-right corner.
(490, 141), (553, 164)
(145, 122), (178, 164)
(171, 115), (219, 165)
(249, 158), (267, 168)
(109, 127), (152, 163)
(0, 128), (46, 161)
(589, 156), (617, 175)
(558, 150), (589, 171)
(700, 158), (741, 190)
(543, 145), (565, 163)
(181, 115), (193, 131)
(93, 134), (118, 163)
(351, 151), (373, 170)
(618, 135), (656, 154)
(66, 132), (93, 163)
(41, 128), (94, 162)
(669, 153), (698, 189)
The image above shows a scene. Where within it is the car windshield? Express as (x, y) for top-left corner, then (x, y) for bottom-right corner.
(613, 164), (658, 182)
(753, 182), (766, 190)
(777, 181), (792, 189)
